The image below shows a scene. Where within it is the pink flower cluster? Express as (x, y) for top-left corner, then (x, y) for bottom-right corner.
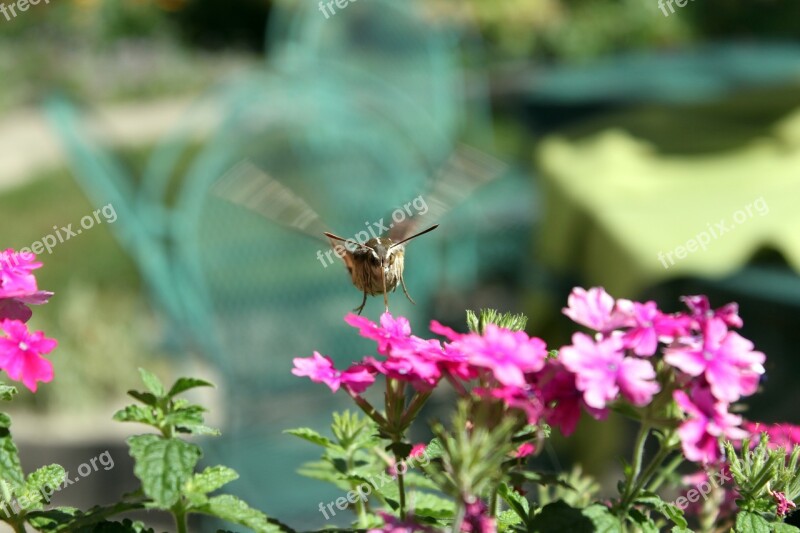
(0, 249), (57, 391)
(562, 288), (765, 463)
(293, 287), (768, 465)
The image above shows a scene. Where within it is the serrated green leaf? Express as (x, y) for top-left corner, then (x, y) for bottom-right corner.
(497, 509), (523, 529)
(635, 492), (687, 528)
(409, 492), (455, 519)
(627, 508), (658, 533)
(530, 502), (621, 533)
(175, 424), (220, 436)
(137, 369), (165, 398)
(422, 438), (443, 460)
(184, 466), (239, 496)
(0, 428), (25, 490)
(284, 428), (335, 449)
(197, 494), (283, 533)
(127, 435), (201, 508)
(167, 377), (214, 398)
(127, 391), (158, 407)
(164, 406), (206, 431)
(498, 482), (530, 522)
(113, 405), (159, 427)
(0, 385), (16, 402)
(0, 412), (11, 429)
(735, 511), (772, 533)
(20, 464), (66, 509)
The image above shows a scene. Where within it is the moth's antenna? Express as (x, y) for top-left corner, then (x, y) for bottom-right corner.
(390, 224), (439, 248)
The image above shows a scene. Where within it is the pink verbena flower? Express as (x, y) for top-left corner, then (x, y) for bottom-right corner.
(345, 312), (412, 354)
(664, 318), (765, 402)
(446, 325), (548, 388)
(0, 319), (57, 392)
(674, 387), (748, 463)
(538, 362), (607, 436)
(292, 352), (375, 394)
(0, 250), (52, 322)
(771, 490), (797, 517)
(682, 295), (743, 329)
(515, 442), (535, 458)
(743, 422), (800, 450)
(0, 249), (41, 297)
(462, 499), (496, 533)
(559, 332), (659, 409)
(562, 287), (631, 332)
(617, 300), (690, 356)
(473, 384), (544, 425)
(345, 313), (446, 389)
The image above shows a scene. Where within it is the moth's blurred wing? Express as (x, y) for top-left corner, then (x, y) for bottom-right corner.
(390, 144), (507, 241)
(213, 159), (330, 244)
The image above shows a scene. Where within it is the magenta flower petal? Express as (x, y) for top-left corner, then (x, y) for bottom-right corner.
(0, 319), (57, 392)
(292, 352), (342, 392)
(617, 357), (660, 406)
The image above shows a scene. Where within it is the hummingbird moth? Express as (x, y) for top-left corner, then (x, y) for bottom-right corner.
(213, 145), (504, 315)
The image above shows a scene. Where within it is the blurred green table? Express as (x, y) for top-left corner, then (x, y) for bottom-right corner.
(537, 104), (800, 299)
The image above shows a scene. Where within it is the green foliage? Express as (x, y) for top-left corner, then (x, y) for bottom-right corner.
(0, 370), (287, 532)
(466, 309), (528, 334)
(724, 433), (800, 525)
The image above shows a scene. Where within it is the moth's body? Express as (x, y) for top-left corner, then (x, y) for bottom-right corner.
(349, 238), (405, 296)
(327, 228), (437, 314)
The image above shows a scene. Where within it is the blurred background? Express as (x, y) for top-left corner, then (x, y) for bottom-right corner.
(2, 0), (800, 530)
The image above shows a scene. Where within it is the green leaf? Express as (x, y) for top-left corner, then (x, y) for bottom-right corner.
(175, 424), (220, 436)
(581, 504), (624, 533)
(0, 385), (17, 402)
(127, 391), (158, 407)
(497, 509), (523, 529)
(531, 502), (622, 533)
(627, 508), (658, 533)
(197, 494), (283, 533)
(0, 426), (25, 491)
(284, 428), (335, 449)
(422, 438), (444, 460)
(168, 377), (214, 398)
(409, 492), (455, 520)
(113, 405), (159, 427)
(137, 368), (165, 398)
(498, 482), (530, 522)
(20, 464), (66, 509)
(164, 405), (212, 434)
(0, 412), (11, 429)
(184, 466), (239, 496)
(127, 435), (201, 508)
(635, 492), (688, 528)
(735, 511), (772, 533)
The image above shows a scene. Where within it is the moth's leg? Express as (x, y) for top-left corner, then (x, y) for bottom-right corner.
(400, 274), (416, 305)
(354, 290), (368, 315)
